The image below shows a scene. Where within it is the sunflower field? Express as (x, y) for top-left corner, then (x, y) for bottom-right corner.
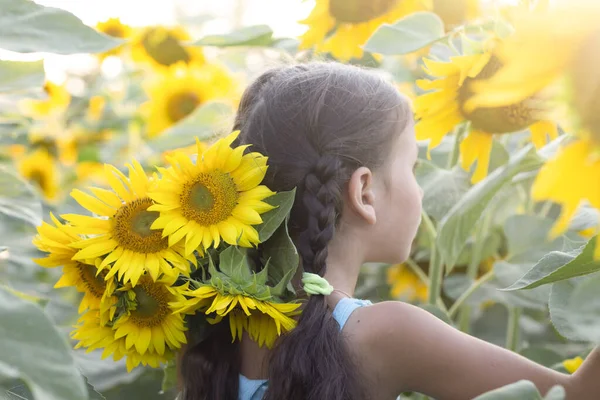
(1, 0), (599, 399)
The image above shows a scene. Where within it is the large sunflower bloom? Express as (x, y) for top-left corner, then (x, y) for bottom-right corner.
(415, 49), (557, 183)
(96, 18), (132, 59)
(142, 62), (240, 138)
(299, 0), (426, 61)
(32, 213), (117, 321)
(427, 0), (481, 29)
(112, 275), (188, 357)
(149, 131), (275, 255)
(130, 26), (205, 70)
(17, 148), (60, 201)
(170, 285), (301, 348)
(72, 311), (173, 372)
(386, 263), (428, 303)
(63, 160), (196, 286)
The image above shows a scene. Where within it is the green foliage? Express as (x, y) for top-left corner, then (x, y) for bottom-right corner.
(0, 60), (45, 92)
(549, 273), (600, 343)
(472, 381), (565, 400)
(0, 0), (122, 54)
(256, 189), (296, 242)
(363, 12), (446, 55)
(0, 286), (88, 400)
(193, 25), (274, 47)
(504, 237), (600, 290)
(437, 146), (542, 270)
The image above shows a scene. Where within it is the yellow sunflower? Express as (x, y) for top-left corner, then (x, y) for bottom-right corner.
(130, 26), (205, 70)
(532, 136), (600, 259)
(19, 81), (71, 119)
(299, 0), (426, 61)
(149, 131), (275, 255)
(33, 213), (118, 321)
(112, 275), (188, 357)
(170, 285), (301, 348)
(463, 2), (600, 258)
(87, 96), (106, 122)
(71, 310), (173, 372)
(96, 18), (132, 58)
(386, 263), (428, 303)
(63, 160), (196, 286)
(563, 356), (584, 374)
(17, 148), (60, 201)
(142, 61), (240, 138)
(415, 48), (557, 183)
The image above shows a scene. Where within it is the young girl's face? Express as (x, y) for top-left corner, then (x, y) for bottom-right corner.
(370, 122), (423, 264)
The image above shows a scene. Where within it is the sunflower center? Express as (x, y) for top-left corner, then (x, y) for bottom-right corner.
(141, 28), (191, 67)
(180, 170), (239, 226)
(570, 29), (600, 143)
(77, 263), (106, 298)
(103, 26), (125, 38)
(458, 56), (539, 134)
(113, 197), (168, 253)
(167, 92), (201, 123)
(130, 278), (170, 327)
(329, 0), (399, 23)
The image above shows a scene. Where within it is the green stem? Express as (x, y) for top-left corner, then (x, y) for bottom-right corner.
(420, 211), (444, 307)
(405, 258), (448, 312)
(448, 270), (495, 318)
(506, 307), (522, 352)
(457, 214), (490, 331)
(447, 123), (468, 169)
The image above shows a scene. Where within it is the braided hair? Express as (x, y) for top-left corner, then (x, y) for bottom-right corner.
(179, 62), (411, 399)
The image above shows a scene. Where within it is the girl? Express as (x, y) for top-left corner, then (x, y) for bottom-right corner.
(178, 62), (600, 400)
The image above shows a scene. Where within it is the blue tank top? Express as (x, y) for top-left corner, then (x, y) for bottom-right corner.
(238, 297), (372, 400)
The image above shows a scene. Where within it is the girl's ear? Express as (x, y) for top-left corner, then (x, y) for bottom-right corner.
(347, 167), (377, 225)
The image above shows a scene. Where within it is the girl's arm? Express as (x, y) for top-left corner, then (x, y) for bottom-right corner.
(357, 301), (600, 399)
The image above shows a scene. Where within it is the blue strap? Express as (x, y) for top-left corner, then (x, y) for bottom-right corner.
(238, 374), (268, 400)
(238, 297), (371, 400)
(331, 297), (372, 330)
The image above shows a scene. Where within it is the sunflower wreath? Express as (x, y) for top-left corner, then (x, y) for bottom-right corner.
(33, 131), (303, 372)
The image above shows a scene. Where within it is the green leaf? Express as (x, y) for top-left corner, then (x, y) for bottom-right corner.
(0, 0), (123, 54)
(472, 380), (543, 400)
(262, 222), (299, 298)
(504, 215), (564, 264)
(519, 347), (565, 368)
(147, 102), (233, 153)
(161, 361), (177, 394)
(0, 166), (42, 227)
(549, 273), (600, 343)
(544, 386), (566, 400)
(256, 189), (296, 242)
(84, 375), (106, 400)
(218, 246), (252, 284)
(436, 146), (542, 268)
(415, 162), (470, 221)
(193, 25), (273, 47)
(0, 60), (44, 92)
(363, 12), (446, 55)
(0, 286), (87, 400)
(503, 237), (599, 291)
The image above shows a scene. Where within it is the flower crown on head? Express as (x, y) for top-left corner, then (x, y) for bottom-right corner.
(32, 130), (331, 372)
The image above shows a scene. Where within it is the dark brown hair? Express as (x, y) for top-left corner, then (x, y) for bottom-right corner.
(179, 62), (411, 400)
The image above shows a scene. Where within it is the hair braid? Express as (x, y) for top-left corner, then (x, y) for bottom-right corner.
(297, 154), (344, 274)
